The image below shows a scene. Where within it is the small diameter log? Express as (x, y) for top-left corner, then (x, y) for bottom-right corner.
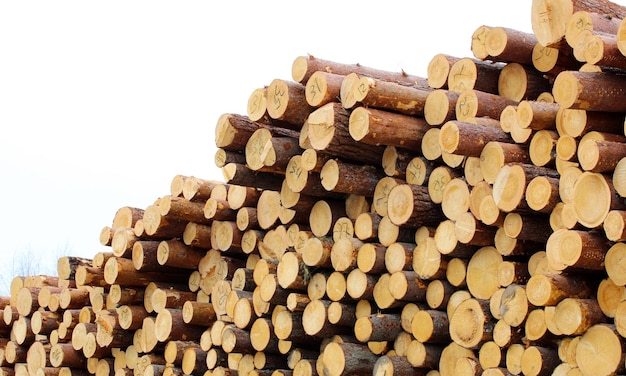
(387, 184), (445, 227)
(306, 102), (384, 166)
(156, 240), (206, 270)
(447, 57), (503, 94)
(56, 256), (92, 282)
(485, 26), (538, 65)
(411, 309), (450, 344)
(493, 163), (559, 213)
(222, 163), (284, 192)
(348, 106), (429, 149)
(428, 53), (464, 89)
(340, 73), (430, 116)
(291, 55), (428, 87)
(266, 79), (311, 128)
(546, 228), (611, 272)
(245, 128), (302, 172)
(305, 71), (344, 108)
(525, 175), (560, 213)
(498, 62), (552, 101)
(439, 120), (512, 157)
(388, 271), (428, 303)
(374, 355), (427, 376)
(578, 138), (626, 173)
(553, 70), (626, 111)
(319, 159), (384, 197)
(480, 141), (531, 184)
(155, 309), (203, 343)
(424, 89), (461, 126)
(215, 113), (262, 152)
(517, 99), (559, 130)
(455, 89), (518, 122)
(558, 107), (625, 138)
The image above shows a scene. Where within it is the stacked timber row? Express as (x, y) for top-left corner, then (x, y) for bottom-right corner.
(6, 0), (626, 375)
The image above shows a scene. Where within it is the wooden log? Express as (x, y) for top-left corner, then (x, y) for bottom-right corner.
(525, 175), (560, 213)
(497, 62), (552, 101)
(245, 128), (303, 173)
(485, 27), (538, 65)
(387, 184), (445, 227)
(348, 107), (429, 150)
(304, 71), (344, 108)
(576, 324), (625, 376)
(439, 120), (511, 157)
(448, 57), (503, 94)
(455, 89), (519, 122)
(553, 70), (626, 111)
(307, 102), (384, 166)
(427, 53), (464, 89)
(466, 246), (504, 300)
(222, 163), (284, 192)
(449, 298), (495, 350)
(424, 89), (461, 126)
(531, 0), (626, 47)
(341, 73), (431, 116)
(321, 342), (379, 376)
(291, 55), (428, 87)
(265, 79), (311, 129)
(493, 163), (559, 213)
(319, 159), (384, 197)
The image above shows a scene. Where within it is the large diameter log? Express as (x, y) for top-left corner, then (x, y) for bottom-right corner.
(348, 106), (429, 149)
(573, 171), (626, 228)
(321, 342), (379, 376)
(531, 0), (626, 47)
(576, 324), (625, 376)
(387, 184), (445, 227)
(449, 298), (495, 350)
(306, 102), (384, 165)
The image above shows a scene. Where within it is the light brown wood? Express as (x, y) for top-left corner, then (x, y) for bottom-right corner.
(291, 55), (428, 87)
(498, 62), (552, 101)
(349, 106), (429, 149)
(387, 183), (444, 227)
(305, 71), (345, 108)
(321, 342), (379, 376)
(320, 158), (383, 197)
(307, 102), (384, 165)
(424, 89), (461, 126)
(428, 53), (464, 89)
(341, 73), (430, 116)
(448, 57), (502, 94)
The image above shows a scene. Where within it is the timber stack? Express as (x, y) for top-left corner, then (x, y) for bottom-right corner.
(6, 0), (626, 375)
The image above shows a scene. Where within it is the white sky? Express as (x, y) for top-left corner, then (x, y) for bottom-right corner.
(0, 0), (571, 285)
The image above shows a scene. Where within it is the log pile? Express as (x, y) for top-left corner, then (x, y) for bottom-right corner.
(6, 0), (626, 375)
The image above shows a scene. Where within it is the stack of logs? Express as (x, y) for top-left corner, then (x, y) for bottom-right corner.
(6, 0), (626, 375)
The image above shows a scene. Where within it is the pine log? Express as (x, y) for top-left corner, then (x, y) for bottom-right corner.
(348, 107), (429, 149)
(448, 57), (503, 94)
(291, 55), (428, 87)
(424, 89), (461, 126)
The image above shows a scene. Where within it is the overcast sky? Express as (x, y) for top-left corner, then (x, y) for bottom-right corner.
(0, 0), (565, 286)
